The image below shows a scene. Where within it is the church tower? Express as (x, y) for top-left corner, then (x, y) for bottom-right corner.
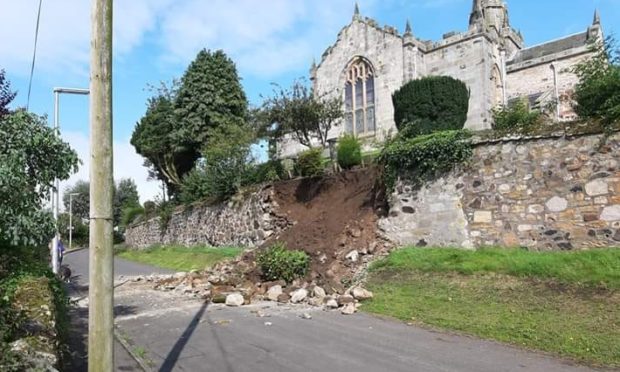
(469, 0), (510, 35)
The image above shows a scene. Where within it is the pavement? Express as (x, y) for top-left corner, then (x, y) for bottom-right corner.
(64, 249), (597, 372)
(63, 249), (173, 372)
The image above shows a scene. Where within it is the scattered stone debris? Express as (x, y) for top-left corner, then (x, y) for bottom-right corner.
(341, 303), (357, 315)
(300, 313), (313, 320)
(225, 293), (244, 307)
(352, 287), (374, 300)
(290, 288), (308, 304)
(138, 270), (376, 316)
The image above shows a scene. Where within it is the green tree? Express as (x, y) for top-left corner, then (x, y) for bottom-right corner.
(0, 110), (79, 246)
(392, 76), (470, 137)
(176, 49), (248, 149)
(180, 121), (254, 203)
(0, 69), (16, 118)
(64, 178), (140, 227)
(113, 178), (140, 226)
(63, 180), (90, 220)
(57, 212), (89, 248)
(573, 36), (620, 132)
(131, 82), (198, 194)
(258, 80), (343, 149)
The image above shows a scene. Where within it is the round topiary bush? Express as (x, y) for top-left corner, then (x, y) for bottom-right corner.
(337, 134), (362, 170)
(392, 76), (470, 137)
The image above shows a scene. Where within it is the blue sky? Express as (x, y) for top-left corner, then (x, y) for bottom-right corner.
(1, 0), (618, 202)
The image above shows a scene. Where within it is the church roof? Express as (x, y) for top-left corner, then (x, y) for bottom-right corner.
(507, 31), (589, 66)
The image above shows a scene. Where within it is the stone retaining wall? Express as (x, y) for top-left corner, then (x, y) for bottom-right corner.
(380, 132), (620, 250)
(125, 186), (289, 248)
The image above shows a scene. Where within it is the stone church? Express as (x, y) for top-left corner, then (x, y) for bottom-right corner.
(279, 0), (603, 157)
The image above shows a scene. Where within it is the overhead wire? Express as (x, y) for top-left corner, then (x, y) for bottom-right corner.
(26, 0), (43, 111)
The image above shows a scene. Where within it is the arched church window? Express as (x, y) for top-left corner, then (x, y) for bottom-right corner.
(491, 65), (503, 106)
(344, 58), (375, 136)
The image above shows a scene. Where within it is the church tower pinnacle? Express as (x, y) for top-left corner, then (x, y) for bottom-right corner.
(469, 0), (483, 28)
(593, 9), (601, 25)
(469, 0), (511, 34)
(353, 2), (361, 21)
(404, 19), (413, 36)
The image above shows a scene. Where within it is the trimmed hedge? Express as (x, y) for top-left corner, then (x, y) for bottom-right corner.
(392, 76), (470, 137)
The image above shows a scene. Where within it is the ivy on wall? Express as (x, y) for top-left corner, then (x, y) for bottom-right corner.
(379, 130), (473, 191)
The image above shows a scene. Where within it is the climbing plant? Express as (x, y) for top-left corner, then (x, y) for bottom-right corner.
(378, 130), (473, 191)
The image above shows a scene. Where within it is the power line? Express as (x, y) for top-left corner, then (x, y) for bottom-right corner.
(26, 0), (43, 111)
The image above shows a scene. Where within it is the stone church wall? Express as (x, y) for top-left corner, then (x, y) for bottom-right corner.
(125, 186), (289, 249)
(507, 52), (590, 121)
(279, 20), (407, 158)
(380, 132), (620, 250)
(424, 35), (495, 131)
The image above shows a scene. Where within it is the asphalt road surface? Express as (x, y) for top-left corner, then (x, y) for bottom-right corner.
(66, 249), (597, 372)
(64, 248), (173, 285)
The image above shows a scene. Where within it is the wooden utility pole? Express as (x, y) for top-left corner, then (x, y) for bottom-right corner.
(88, 0), (114, 371)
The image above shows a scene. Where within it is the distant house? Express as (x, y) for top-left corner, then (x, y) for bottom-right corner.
(279, 0), (603, 157)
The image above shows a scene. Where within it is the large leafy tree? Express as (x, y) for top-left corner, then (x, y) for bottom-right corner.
(175, 49), (248, 147)
(132, 50), (248, 196)
(573, 36), (620, 132)
(0, 69), (16, 118)
(113, 178), (140, 225)
(64, 178), (141, 226)
(180, 121), (254, 203)
(131, 82), (197, 194)
(258, 80), (343, 149)
(62, 180), (90, 220)
(0, 110), (79, 246)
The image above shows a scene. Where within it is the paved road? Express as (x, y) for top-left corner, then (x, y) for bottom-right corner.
(65, 249), (596, 372)
(64, 248), (173, 285)
(63, 249), (173, 372)
(113, 288), (595, 372)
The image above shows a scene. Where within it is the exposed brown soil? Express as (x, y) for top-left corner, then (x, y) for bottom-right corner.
(240, 167), (390, 292)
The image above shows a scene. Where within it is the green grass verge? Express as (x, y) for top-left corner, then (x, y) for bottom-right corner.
(116, 244), (243, 272)
(370, 247), (620, 288)
(364, 247), (620, 367)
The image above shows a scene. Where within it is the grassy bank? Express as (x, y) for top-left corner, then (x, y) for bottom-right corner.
(116, 244), (243, 272)
(0, 246), (69, 370)
(364, 247), (620, 367)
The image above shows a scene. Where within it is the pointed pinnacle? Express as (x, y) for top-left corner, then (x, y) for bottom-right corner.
(353, 2), (361, 20)
(593, 9), (601, 25)
(405, 19), (412, 35)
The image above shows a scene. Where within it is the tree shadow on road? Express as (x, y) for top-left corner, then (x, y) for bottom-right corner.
(159, 301), (233, 372)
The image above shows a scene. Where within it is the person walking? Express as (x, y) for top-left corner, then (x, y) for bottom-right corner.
(57, 235), (65, 266)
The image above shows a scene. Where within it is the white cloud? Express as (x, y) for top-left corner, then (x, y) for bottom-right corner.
(0, 0), (379, 80)
(156, 0), (378, 77)
(0, 0), (170, 79)
(58, 131), (161, 208)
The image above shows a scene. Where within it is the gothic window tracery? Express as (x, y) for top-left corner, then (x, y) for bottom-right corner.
(344, 58), (375, 136)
